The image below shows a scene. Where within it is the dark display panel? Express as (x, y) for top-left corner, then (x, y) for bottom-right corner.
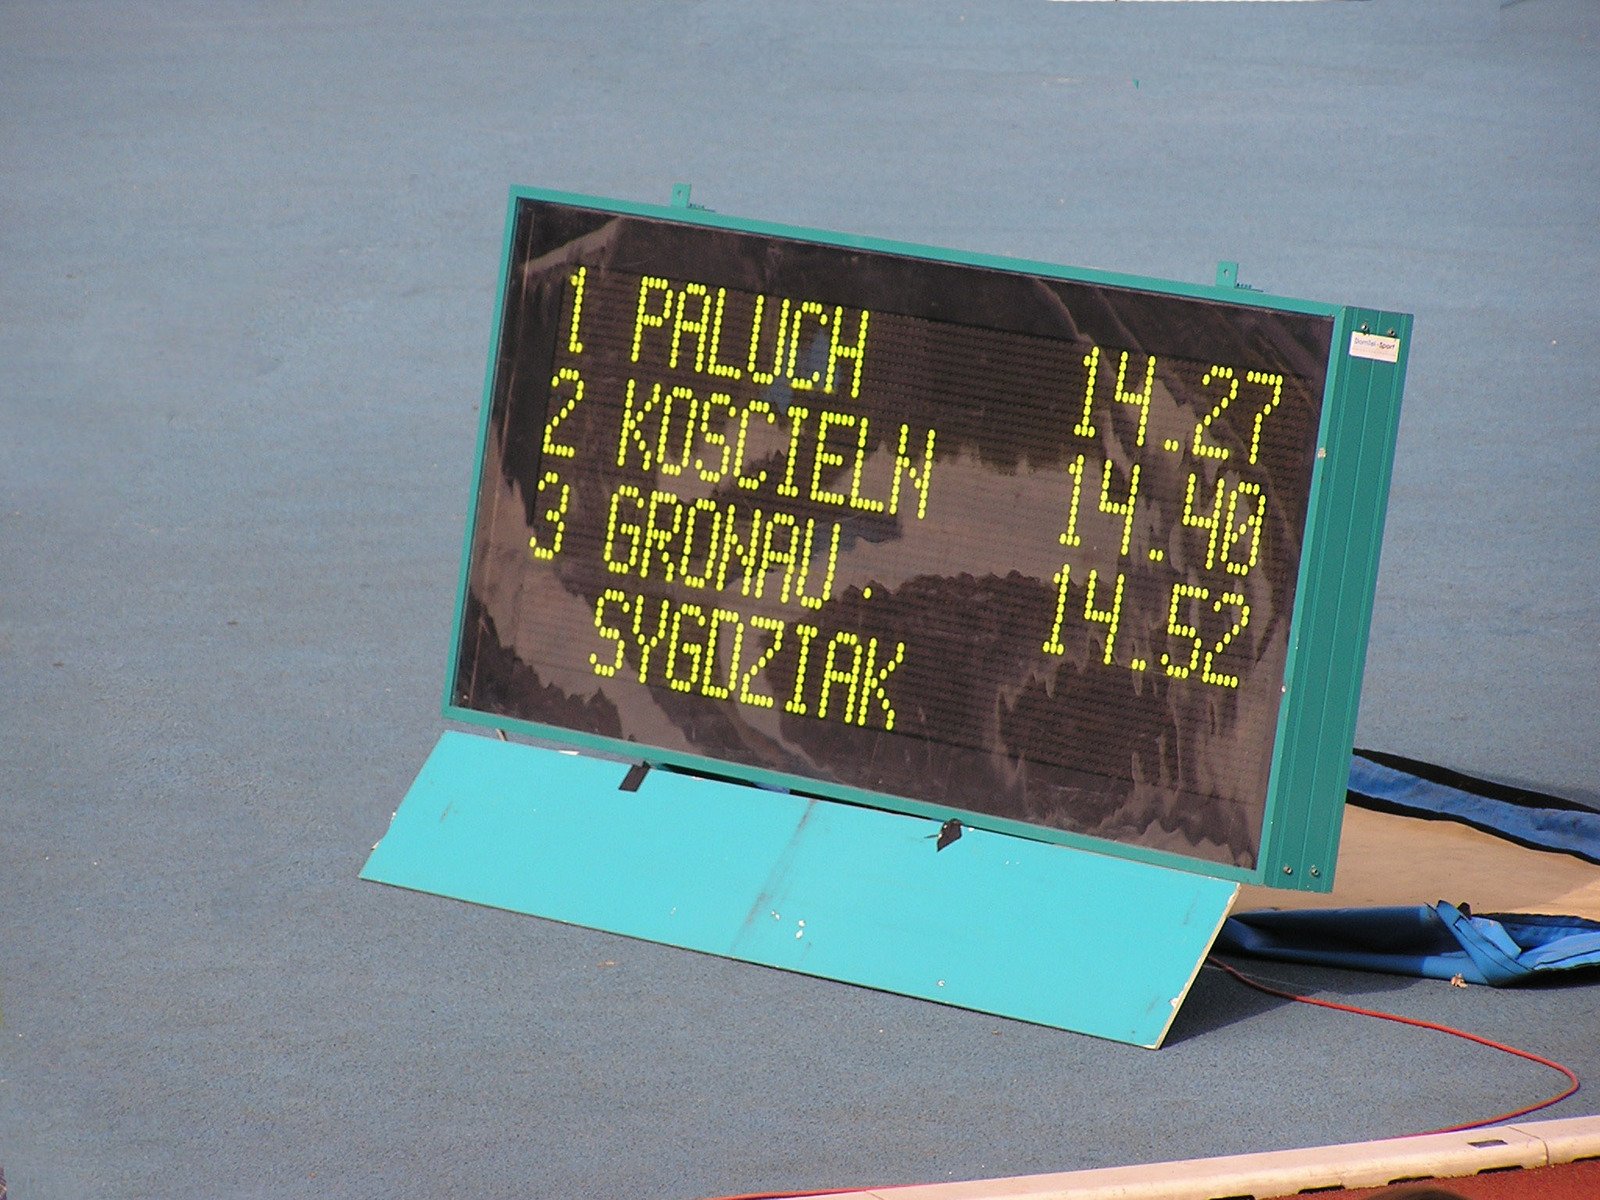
(454, 199), (1334, 869)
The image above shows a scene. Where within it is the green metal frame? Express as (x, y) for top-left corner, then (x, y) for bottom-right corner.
(441, 185), (1410, 893)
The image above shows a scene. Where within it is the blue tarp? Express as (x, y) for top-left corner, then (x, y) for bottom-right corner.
(1218, 903), (1600, 986)
(1217, 754), (1600, 983)
(1349, 749), (1600, 866)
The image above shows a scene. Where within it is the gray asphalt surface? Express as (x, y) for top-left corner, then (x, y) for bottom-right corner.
(3, 2), (1597, 1198)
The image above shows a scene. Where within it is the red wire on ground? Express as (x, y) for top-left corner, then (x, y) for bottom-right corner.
(701, 966), (1581, 1200)
(1210, 957), (1580, 1135)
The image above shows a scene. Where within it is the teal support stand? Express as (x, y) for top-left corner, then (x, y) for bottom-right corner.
(362, 731), (1239, 1048)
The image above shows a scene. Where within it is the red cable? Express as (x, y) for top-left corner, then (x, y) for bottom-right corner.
(1210, 957), (1580, 1134)
(702, 966), (1581, 1200)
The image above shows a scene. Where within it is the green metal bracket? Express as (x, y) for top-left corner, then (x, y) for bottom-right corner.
(1215, 260), (1260, 292)
(669, 182), (710, 211)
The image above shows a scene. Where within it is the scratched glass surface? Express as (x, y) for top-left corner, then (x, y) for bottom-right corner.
(454, 200), (1332, 867)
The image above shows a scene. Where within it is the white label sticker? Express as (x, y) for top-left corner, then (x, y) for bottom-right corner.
(1349, 331), (1401, 363)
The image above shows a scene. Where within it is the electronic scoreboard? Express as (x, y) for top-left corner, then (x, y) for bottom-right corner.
(446, 189), (1409, 888)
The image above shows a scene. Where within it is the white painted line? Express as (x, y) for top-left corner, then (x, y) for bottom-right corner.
(804, 1115), (1600, 1200)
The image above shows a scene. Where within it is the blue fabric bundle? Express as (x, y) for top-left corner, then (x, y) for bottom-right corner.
(1217, 753), (1600, 984)
(1218, 903), (1600, 985)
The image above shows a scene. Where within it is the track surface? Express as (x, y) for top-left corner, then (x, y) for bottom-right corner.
(3, 3), (1597, 1198)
